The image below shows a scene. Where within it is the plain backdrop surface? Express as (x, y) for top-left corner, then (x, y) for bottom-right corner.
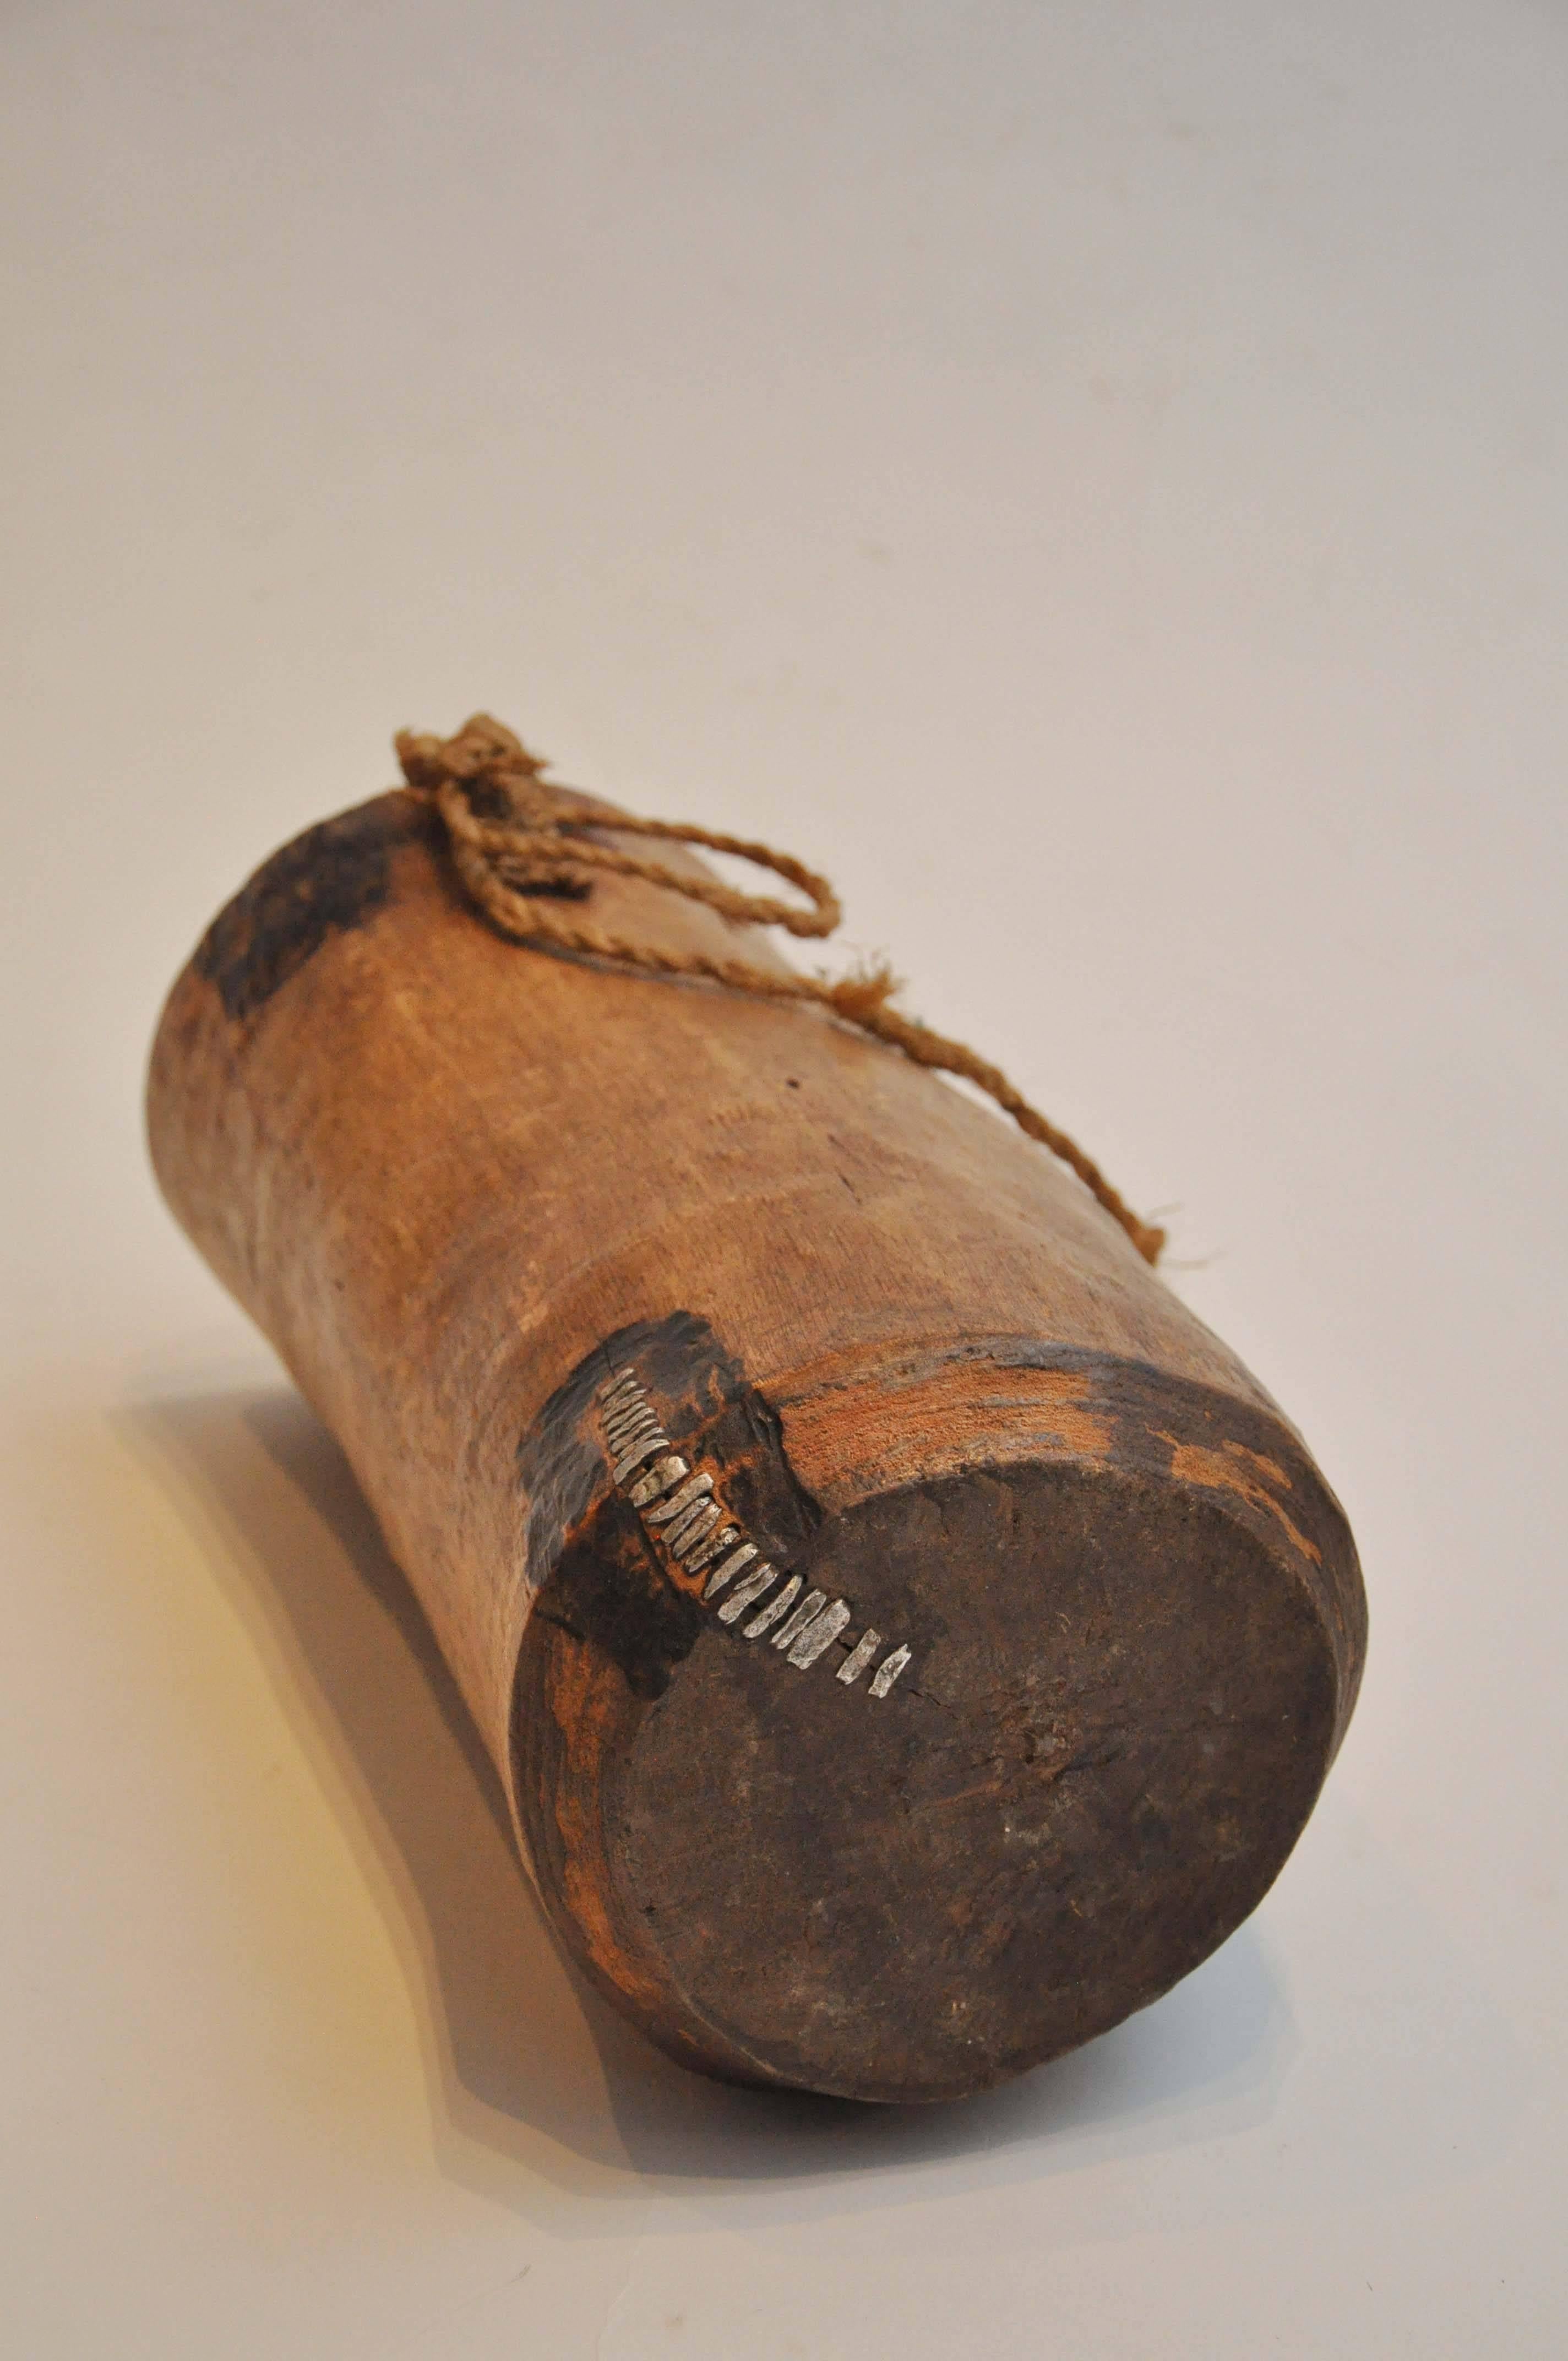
(2, 4), (1565, 2354)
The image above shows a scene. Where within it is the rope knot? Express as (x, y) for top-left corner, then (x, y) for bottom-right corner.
(394, 715), (1166, 1265)
(396, 715), (586, 893)
(396, 711), (537, 790)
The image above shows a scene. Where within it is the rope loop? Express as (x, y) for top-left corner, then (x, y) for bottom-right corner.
(395, 714), (1166, 1265)
(396, 715), (839, 938)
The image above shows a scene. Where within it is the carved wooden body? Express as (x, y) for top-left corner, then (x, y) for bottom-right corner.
(148, 787), (1365, 2102)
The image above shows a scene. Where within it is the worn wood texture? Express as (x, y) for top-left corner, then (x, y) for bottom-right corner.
(148, 785), (1365, 2102)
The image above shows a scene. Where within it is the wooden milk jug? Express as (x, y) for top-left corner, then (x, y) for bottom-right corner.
(148, 718), (1365, 2103)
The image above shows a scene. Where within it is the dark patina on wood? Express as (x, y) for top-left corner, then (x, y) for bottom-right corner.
(192, 797), (436, 1022)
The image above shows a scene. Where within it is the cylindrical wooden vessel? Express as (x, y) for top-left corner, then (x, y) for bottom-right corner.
(148, 785), (1365, 2103)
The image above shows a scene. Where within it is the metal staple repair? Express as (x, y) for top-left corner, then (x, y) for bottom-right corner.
(594, 1366), (912, 1699)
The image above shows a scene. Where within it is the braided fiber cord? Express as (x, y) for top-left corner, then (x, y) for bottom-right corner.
(395, 714), (1166, 1266)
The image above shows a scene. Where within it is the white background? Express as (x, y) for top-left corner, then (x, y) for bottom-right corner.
(3, 4), (1564, 2353)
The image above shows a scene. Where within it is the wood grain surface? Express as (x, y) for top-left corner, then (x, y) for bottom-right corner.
(147, 786), (1365, 2101)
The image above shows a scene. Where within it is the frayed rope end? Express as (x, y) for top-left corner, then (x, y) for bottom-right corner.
(824, 963), (903, 1025)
